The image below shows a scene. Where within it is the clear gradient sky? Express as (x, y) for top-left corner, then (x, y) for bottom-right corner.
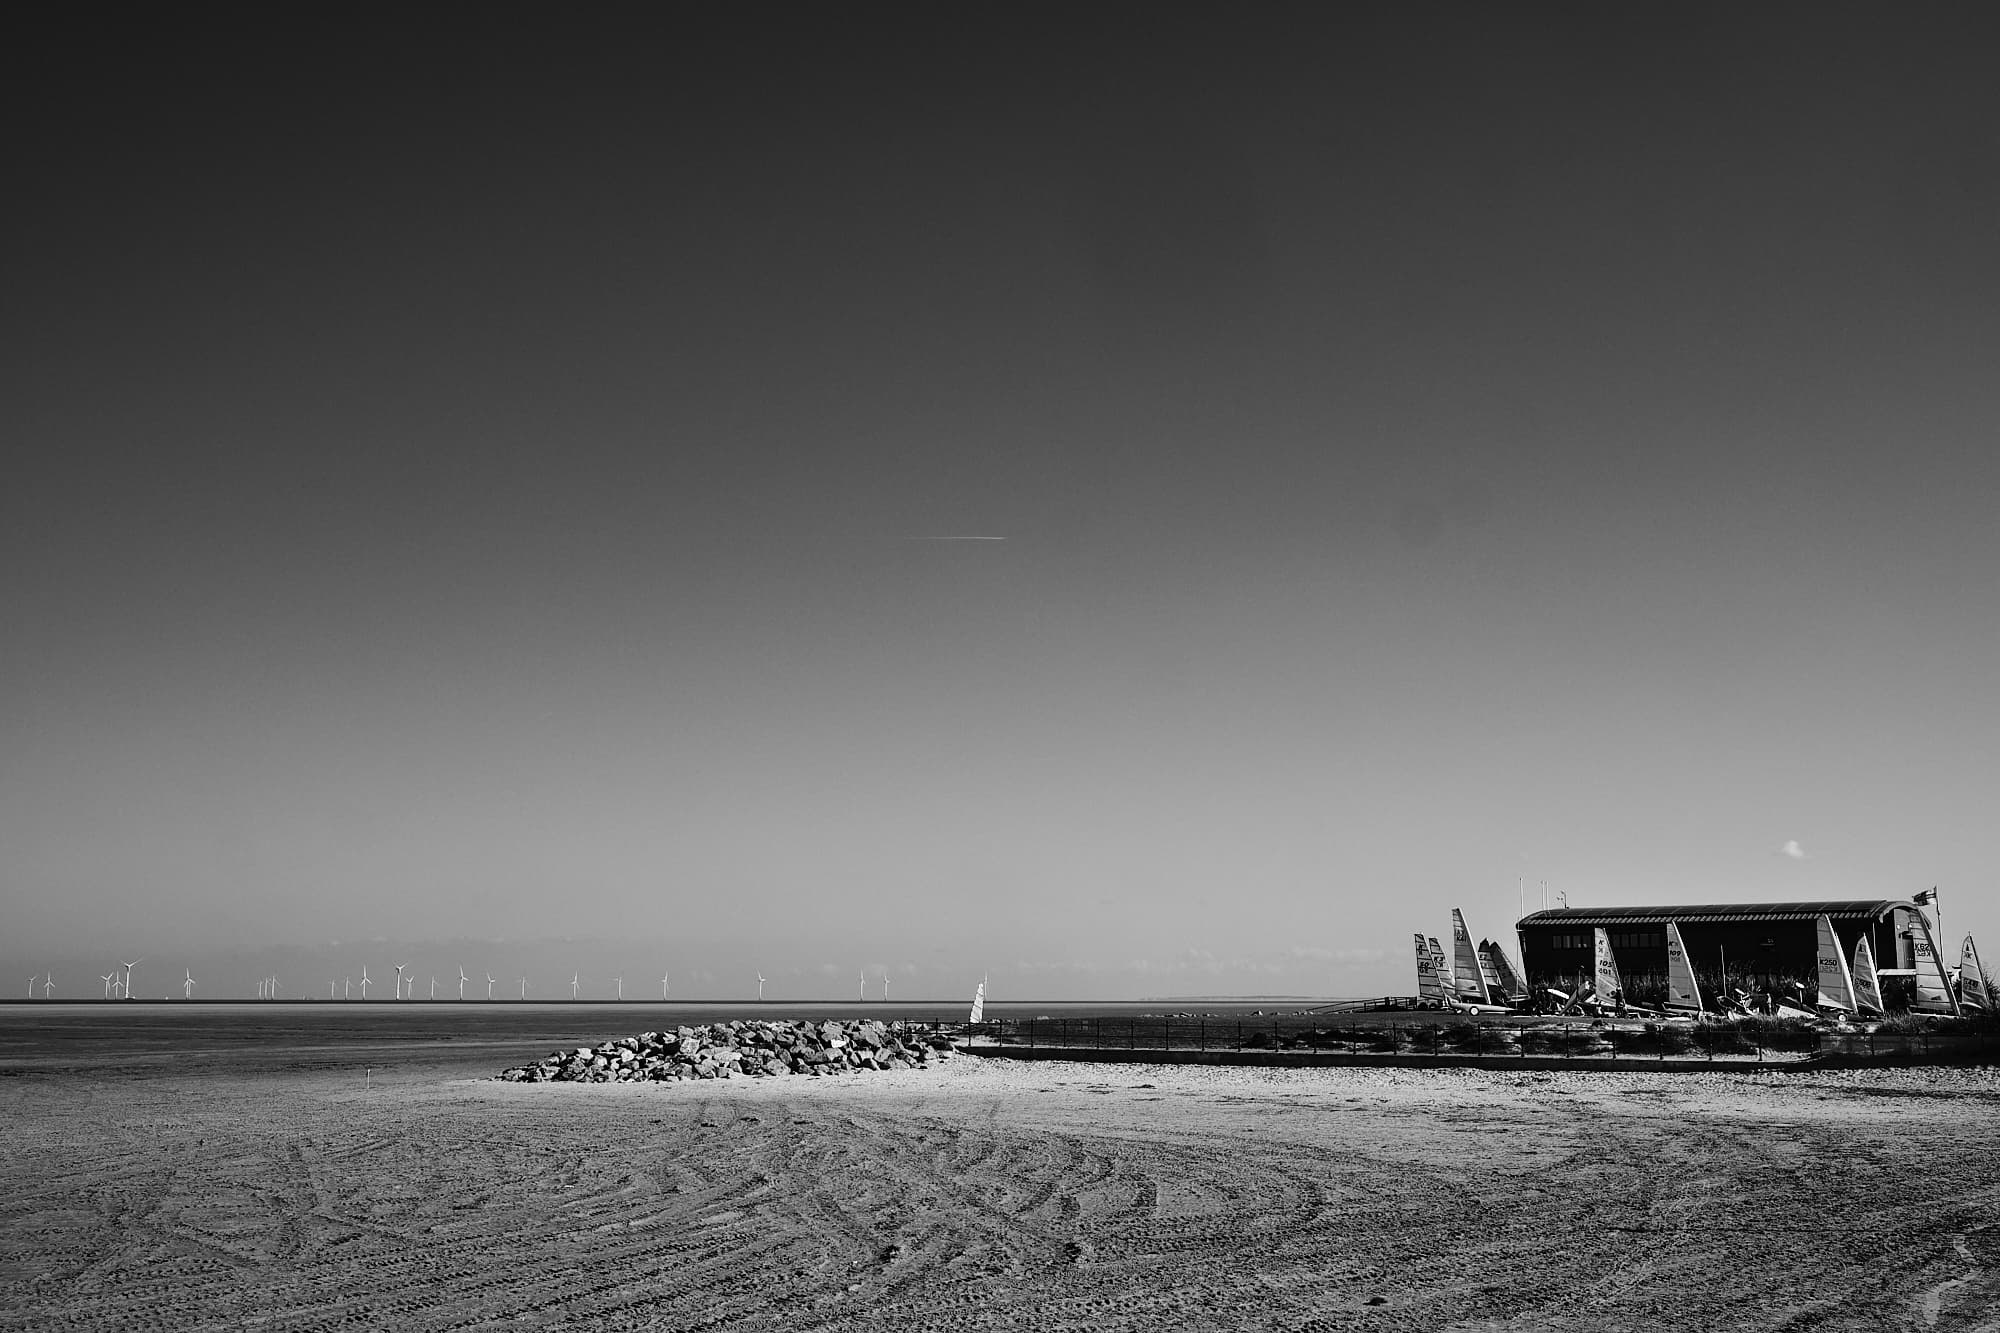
(5, 6), (1997, 1000)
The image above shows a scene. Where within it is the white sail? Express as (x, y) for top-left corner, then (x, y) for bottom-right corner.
(1415, 933), (1448, 1004)
(1959, 936), (1994, 1012)
(1664, 921), (1704, 1012)
(1851, 935), (1885, 1015)
(1475, 943), (1505, 998)
(1450, 910), (1490, 1004)
(1482, 940), (1526, 1001)
(1592, 927), (1624, 1009)
(1813, 914), (1857, 1013)
(968, 978), (986, 1025)
(1907, 909), (1960, 1016)
(1428, 936), (1453, 994)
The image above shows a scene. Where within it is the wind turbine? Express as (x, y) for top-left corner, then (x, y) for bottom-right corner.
(43, 974), (54, 999)
(343, 976), (351, 1000)
(183, 970), (194, 1000)
(881, 969), (890, 1003)
(661, 971), (669, 1000)
(269, 975), (280, 999)
(612, 974), (623, 1001)
(359, 966), (371, 999)
(859, 969), (866, 1003)
(756, 972), (766, 1002)
(485, 972), (496, 1000)
(101, 971), (116, 999)
(570, 971), (579, 1000)
(394, 964), (407, 1000)
(26, 977), (34, 999)
(428, 976), (437, 1000)
(458, 967), (468, 1000)
(121, 958), (142, 1001)
(519, 976), (528, 1000)
(330, 980), (337, 1000)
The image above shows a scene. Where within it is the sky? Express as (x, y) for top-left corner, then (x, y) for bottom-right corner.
(5, 6), (1999, 1001)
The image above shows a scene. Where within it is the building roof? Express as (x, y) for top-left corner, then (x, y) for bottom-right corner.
(1516, 900), (1910, 928)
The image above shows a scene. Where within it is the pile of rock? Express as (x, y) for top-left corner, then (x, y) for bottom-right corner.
(499, 1018), (954, 1083)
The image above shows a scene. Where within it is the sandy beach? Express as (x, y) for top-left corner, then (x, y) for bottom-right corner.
(3, 1031), (1998, 1332)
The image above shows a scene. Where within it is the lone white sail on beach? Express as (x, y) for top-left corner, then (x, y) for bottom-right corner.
(968, 977), (986, 1025)
(1450, 910), (1490, 1005)
(1814, 914), (1857, 1013)
(1415, 933), (1449, 1005)
(1851, 935), (1885, 1015)
(1592, 928), (1624, 1010)
(1959, 936), (1993, 1012)
(1665, 921), (1704, 1012)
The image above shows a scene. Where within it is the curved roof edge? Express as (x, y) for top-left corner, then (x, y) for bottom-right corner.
(1516, 900), (1911, 928)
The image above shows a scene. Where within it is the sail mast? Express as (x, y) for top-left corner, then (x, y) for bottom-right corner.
(1851, 935), (1885, 1015)
(1451, 910), (1490, 1005)
(1592, 928), (1625, 1012)
(1428, 937), (1454, 996)
(1415, 933), (1449, 1006)
(1909, 908), (1961, 1016)
(1814, 914), (1857, 1013)
(1665, 921), (1704, 1012)
(1960, 935), (1994, 1012)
